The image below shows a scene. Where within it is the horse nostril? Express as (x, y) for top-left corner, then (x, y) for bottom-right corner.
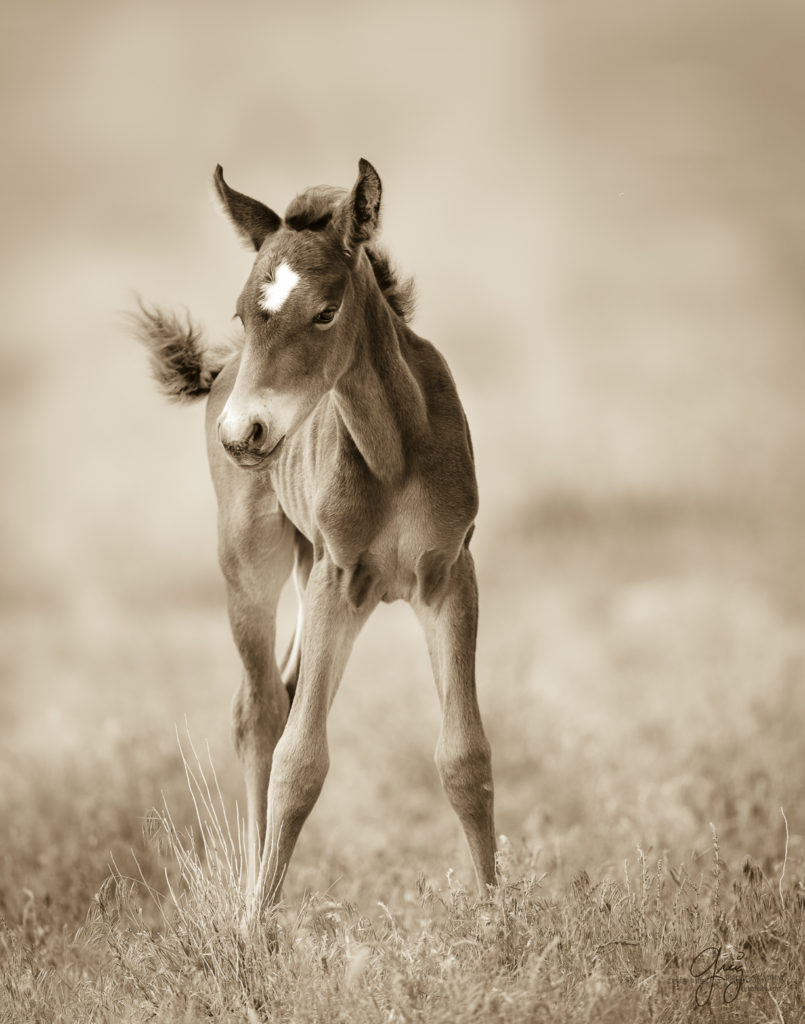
(249, 419), (267, 449)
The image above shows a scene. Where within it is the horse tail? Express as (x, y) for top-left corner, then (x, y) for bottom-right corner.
(131, 301), (233, 402)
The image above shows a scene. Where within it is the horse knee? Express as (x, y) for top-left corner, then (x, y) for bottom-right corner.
(231, 678), (289, 761)
(269, 731), (329, 826)
(435, 735), (493, 816)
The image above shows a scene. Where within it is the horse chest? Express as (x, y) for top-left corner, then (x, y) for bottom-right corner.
(273, 420), (477, 608)
(322, 476), (469, 606)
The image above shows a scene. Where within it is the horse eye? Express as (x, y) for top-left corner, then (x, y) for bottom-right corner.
(313, 308), (336, 325)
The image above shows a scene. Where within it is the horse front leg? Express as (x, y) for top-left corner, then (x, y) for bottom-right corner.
(416, 546), (497, 892)
(255, 555), (373, 909)
(219, 510), (295, 899)
(278, 532), (314, 705)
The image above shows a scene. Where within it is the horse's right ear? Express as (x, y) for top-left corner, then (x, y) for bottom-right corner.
(213, 166), (282, 251)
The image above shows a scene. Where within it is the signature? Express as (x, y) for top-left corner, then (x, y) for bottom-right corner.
(689, 945), (745, 1006)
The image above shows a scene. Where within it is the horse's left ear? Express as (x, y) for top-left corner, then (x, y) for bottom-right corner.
(339, 158), (382, 256)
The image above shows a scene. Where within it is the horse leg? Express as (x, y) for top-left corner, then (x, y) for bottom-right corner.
(278, 532), (314, 705)
(256, 555), (374, 907)
(207, 365), (298, 898)
(415, 547), (497, 892)
(218, 506), (295, 898)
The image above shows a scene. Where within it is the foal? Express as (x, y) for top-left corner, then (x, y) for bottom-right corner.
(136, 159), (496, 909)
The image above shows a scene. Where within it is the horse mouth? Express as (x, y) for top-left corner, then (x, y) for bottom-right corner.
(224, 435), (286, 470)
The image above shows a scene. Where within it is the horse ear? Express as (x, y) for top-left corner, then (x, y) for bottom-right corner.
(339, 158), (382, 256)
(213, 165), (282, 251)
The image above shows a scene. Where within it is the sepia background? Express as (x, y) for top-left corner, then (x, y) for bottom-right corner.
(1, 0), (803, 1014)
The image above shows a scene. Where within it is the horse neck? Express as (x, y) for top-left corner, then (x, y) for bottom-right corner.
(333, 262), (427, 483)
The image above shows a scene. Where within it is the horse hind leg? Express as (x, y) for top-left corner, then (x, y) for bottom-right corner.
(279, 532), (313, 707)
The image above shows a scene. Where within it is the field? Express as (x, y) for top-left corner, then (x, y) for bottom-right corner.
(2, 1), (804, 1021)
(2, 483), (804, 1022)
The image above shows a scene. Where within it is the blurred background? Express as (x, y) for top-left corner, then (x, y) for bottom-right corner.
(1, 0), (803, 913)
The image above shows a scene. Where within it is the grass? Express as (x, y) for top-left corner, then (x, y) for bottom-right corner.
(2, 497), (804, 1023)
(4, 776), (802, 1023)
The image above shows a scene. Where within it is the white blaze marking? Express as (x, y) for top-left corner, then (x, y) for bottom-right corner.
(259, 262), (300, 313)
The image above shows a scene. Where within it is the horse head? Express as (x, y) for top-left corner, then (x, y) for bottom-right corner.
(214, 159), (383, 468)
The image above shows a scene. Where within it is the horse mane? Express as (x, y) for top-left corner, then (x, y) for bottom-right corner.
(284, 186), (416, 323)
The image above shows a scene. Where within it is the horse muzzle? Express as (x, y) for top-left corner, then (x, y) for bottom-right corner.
(217, 411), (285, 469)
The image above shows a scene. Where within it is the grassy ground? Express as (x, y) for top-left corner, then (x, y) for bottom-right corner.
(1, 490), (803, 1022)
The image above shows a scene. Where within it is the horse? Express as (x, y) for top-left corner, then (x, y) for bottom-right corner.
(134, 159), (497, 911)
